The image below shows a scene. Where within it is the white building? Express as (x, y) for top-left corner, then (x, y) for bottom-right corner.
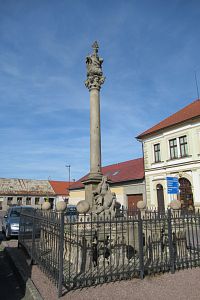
(137, 98), (200, 211)
(0, 178), (70, 211)
(49, 180), (70, 206)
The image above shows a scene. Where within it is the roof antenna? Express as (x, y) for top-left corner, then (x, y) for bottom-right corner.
(194, 71), (199, 99)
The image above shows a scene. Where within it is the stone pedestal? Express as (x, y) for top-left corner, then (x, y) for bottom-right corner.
(82, 177), (102, 208)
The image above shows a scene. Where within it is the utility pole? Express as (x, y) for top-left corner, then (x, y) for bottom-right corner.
(65, 165), (71, 202)
(65, 165), (71, 185)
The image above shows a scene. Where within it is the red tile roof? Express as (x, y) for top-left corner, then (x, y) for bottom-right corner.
(70, 158), (144, 190)
(49, 181), (71, 195)
(137, 99), (200, 139)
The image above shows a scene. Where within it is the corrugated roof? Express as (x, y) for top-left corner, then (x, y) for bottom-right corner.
(137, 99), (200, 139)
(49, 181), (70, 195)
(0, 178), (55, 196)
(70, 158), (144, 190)
(0, 178), (71, 196)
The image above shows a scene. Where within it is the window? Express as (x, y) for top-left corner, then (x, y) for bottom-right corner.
(26, 197), (31, 205)
(169, 135), (189, 160)
(112, 170), (120, 176)
(179, 135), (188, 157)
(7, 197), (13, 206)
(154, 143), (161, 162)
(35, 197), (40, 205)
(49, 198), (54, 209)
(169, 138), (178, 159)
(17, 197), (22, 206)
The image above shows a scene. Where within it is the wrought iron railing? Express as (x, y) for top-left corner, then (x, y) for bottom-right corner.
(18, 208), (200, 297)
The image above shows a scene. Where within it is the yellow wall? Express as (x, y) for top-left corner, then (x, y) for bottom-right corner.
(69, 186), (124, 206)
(69, 190), (85, 205)
(110, 186), (123, 195)
(69, 184), (146, 208)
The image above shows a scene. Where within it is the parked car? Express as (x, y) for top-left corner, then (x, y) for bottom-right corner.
(2, 206), (34, 239)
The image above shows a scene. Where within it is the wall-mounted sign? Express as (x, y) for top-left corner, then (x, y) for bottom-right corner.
(166, 177), (179, 194)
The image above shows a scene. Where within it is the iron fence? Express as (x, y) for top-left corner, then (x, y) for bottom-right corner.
(18, 208), (200, 297)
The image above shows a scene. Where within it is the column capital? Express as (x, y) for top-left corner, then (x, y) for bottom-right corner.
(85, 75), (105, 91)
(85, 41), (105, 91)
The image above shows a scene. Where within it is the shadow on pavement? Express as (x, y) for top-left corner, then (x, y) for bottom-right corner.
(0, 232), (33, 300)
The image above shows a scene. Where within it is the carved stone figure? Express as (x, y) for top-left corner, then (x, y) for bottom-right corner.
(86, 41), (103, 76)
(76, 176), (117, 216)
(92, 176), (117, 216)
(85, 41), (105, 90)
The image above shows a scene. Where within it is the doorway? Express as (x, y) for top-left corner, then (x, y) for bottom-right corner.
(156, 184), (165, 212)
(127, 194), (143, 214)
(179, 177), (194, 212)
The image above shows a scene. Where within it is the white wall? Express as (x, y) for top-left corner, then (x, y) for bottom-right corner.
(142, 119), (200, 208)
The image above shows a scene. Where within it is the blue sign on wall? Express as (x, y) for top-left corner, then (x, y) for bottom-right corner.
(166, 177), (179, 194)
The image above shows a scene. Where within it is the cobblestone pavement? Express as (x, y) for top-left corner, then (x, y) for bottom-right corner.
(31, 265), (200, 300)
(0, 232), (24, 300)
(3, 239), (200, 300)
(3, 234), (200, 300)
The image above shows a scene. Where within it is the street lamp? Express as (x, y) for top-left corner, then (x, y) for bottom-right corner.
(65, 165), (71, 201)
(65, 165), (71, 185)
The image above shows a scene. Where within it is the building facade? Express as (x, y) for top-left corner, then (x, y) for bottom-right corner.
(0, 178), (70, 211)
(49, 180), (70, 204)
(137, 98), (200, 211)
(69, 158), (145, 210)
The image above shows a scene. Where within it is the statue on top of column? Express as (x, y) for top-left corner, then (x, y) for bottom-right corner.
(86, 41), (103, 76)
(85, 41), (105, 90)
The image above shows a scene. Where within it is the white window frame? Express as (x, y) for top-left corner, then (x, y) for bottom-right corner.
(168, 135), (188, 159)
(154, 143), (161, 163)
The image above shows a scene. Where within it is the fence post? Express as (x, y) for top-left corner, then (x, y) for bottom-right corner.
(18, 208), (23, 249)
(138, 210), (144, 279)
(167, 209), (175, 274)
(31, 209), (36, 265)
(58, 212), (65, 298)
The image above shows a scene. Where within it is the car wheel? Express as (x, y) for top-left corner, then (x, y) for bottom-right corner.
(5, 228), (10, 240)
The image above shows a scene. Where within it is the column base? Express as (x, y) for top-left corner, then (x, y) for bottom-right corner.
(87, 172), (102, 181)
(82, 174), (102, 209)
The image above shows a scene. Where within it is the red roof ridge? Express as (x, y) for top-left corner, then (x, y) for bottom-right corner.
(49, 180), (71, 183)
(70, 157), (144, 190)
(102, 157), (143, 168)
(49, 180), (71, 195)
(137, 98), (200, 139)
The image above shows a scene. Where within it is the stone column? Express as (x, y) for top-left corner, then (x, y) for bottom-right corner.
(82, 41), (105, 208)
(89, 86), (101, 179)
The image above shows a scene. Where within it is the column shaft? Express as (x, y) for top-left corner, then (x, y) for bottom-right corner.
(89, 88), (102, 177)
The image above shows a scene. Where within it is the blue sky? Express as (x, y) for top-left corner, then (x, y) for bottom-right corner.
(0, 0), (200, 181)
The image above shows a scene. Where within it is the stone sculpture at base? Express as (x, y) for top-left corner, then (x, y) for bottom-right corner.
(92, 176), (116, 216)
(77, 176), (117, 217)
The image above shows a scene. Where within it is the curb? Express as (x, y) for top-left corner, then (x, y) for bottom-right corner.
(2, 241), (43, 300)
